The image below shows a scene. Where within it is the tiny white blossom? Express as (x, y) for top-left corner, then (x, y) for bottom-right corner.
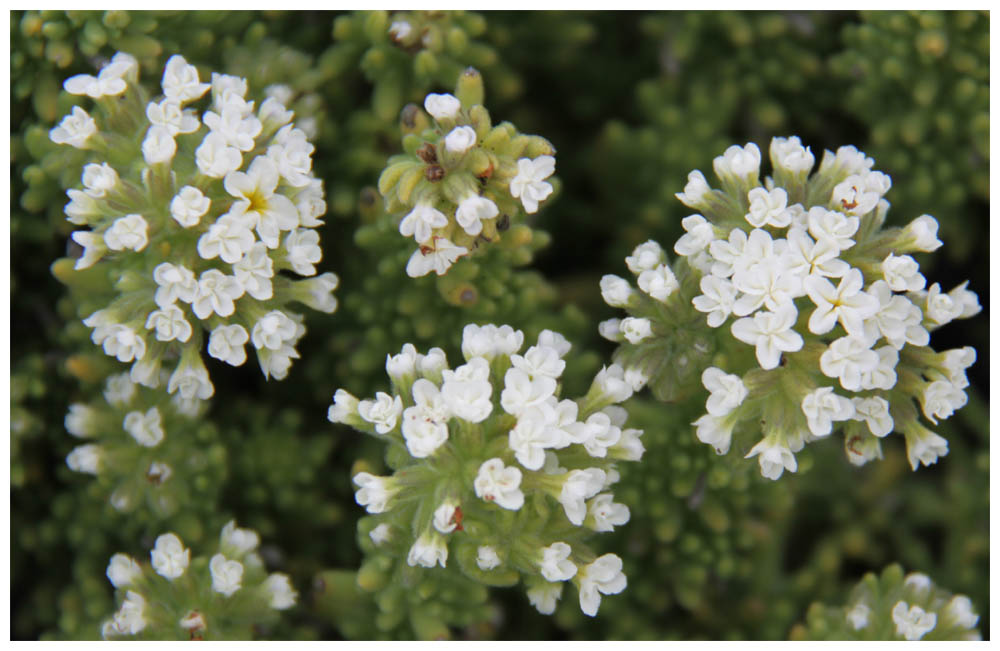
(144, 305), (192, 343)
(352, 472), (398, 514)
(70, 231), (106, 270)
(284, 229), (323, 276)
(625, 240), (665, 274)
(527, 582), (563, 615)
(50, 106), (97, 148)
(693, 275), (738, 327)
(846, 603), (871, 631)
(476, 546), (501, 570)
(599, 274), (635, 308)
(820, 336), (879, 392)
(252, 310), (297, 351)
(701, 367), (748, 417)
(108, 591), (147, 636)
(881, 253), (926, 292)
(923, 283), (965, 327)
(169, 186), (210, 228)
(146, 98), (200, 136)
(82, 163), (119, 198)
(101, 325), (147, 363)
(903, 424), (949, 471)
(807, 206), (859, 251)
(713, 142), (761, 182)
(745, 438), (797, 480)
(106, 554), (142, 588)
(444, 125), (477, 153)
(920, 380), (967, 424)
(637, 264), (679, 302)
(455, 194), (498, 236)
(264, 573), (297, 610)
(851, 396), (893, 437)
(943, 596), (979, 630)
(692, 414), (735, 455)
(123, 407), (165, 447)
(746, 187), (791, 228)
(587, 493), (630, 532)
(509, 155), (555, 214)
(474, 458), (524, 510)
(501, 367), (557, 416)
(167, 353), (214, 401)
(900, 214), (942, 252)
(424, 93), (461, 121)
(730, 305), (803, 370)
(209, 553), (244, 597)
(66, 444), (102, 474)
(195, 131), (242, 178)
(892, 601), (937, 641)
(207, 324), (249, 366)
(539, 542), (577, 582)
(576, 554), (627, 617)
(389, 20), (413, 40)
(104, 214), (149, 252)
(432, 501), (460, 534)
(674, 214), (715, 257)
(800, 387), (855, 438)
(674, 170), (712, 208)
(358, 392), (404, 434)
(770, 136), (814, 175)
(405, 237), (468, 277)
(141, 125), (177, 165)
(619, 317), (653, 344)
(152, 262), (197, 308)
(559, 468), (606, 525)
(191, 269), (244, 319)
(151, 533), (190, 580)
(64, 55), (131, 98)
(407, 531), (448, 568)
(369, 524), (392, 546)
(162, 54), (210, 103)
(399, 203), (449, 244)
(220, 520), (260, 555)
(103, 373), (136, 407)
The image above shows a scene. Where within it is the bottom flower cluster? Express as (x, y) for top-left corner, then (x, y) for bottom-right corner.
(101, 522), (296, 640)
(328, 323), (645, 621)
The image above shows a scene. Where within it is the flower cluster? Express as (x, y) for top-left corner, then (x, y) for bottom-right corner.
(796, 564), (980, 641)
(50, 52), (338, 402)
(377, 69), (557, 277)
(329, 324), (642, 619)
(601, 137), (980, 479)
(63, 371), (225, 517)
(101, 522), (297, 640)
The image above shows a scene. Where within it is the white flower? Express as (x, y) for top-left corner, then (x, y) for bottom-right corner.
(510, 345), (565, 380)
(509, 155), (555, 214)
(196, 131), (242, 178)
(818, 144), (873, 178)
(224, 156), (299, 248)
(297, 272), (339, 314)
(221, 520), (260, 555)
(204, 104), (262, 152)
(947, 281), (981, 319)
(82, 163), (118, 198)
(70, 231), (106, 270)
(746, 187), (790, 228)
(619, 317), (652, 344)
(731, 305), (803, 370)
(65, 404), (96, 439)
(920, 380), (967, 424)
(101, 325), (147, 363)
(832, 172), (887, 216)
(501, 368), (557, 417)
(167, 353), (214, 401)
(440, 362), (493, 423)
(210, 72), (249, 108)
(64, 56), (130, 98)
(146, 98), (200, 136)
(807, 206), (859, 251)
(860, 345), (898, 391)
(692, 414), (735, 455)
(846, 603), (871, 631)
(264, 573), (297, 610)
(267, 125), (315, 187)
(559, 468), (606, 525)
(369, 524), (392, 546)
(804, 269), (879, 337)
(141, 125), (177, 164)
(461, 323), (524, 360)
(587, 494), (630, 532)
(770, 136), (814, 175)
(197, 214), (254, 264)
(389, 20), (412, 40)
(745, 438), (797, 480)
(407, 531), (448, 568)
(508, 406), (564, 470)
(674, 214), (715, 257)
(820, 336), (879, 392)
(294, 179), (327, 227)
(284, 229), (322, 276)
(900, 215), (942, 252)
(144, 305), (192, 343)
(104, 214), (149, 252)
(406, 237), (468, 277)
(940, 346), (977, 387)
(207, 324), (249, 366)
(476, 546), (501, 571)
(123, 407), (164, 447)
(800, 387), (855, 438)
(455, 194), (498, 236)
(258, 97), (294, 131)
(358, 392), (404, 434)
(49, 106), (97, 148)
(401, 381), (450, 457)
(923, 283), (964, 327)
(192, 269), (244, 319)
(106, 554), (142, 588)
(424, 93), (461, 121)
(692, 275), (737, 328)
(399, 203), (449, 245)
(147, 461), (173, 483)
(527, 582), (563, 615)
(784, 227), (849, 281)
(892, 601), (937, 641)
(252, 310), (297, 351)
(881, 253), (925, 292)
(625, 240), (665, 274)
(674, 170), (713, 208)
(474, 458), (524, 510)
(352, 472), (398, 514)
(863, 281), (927, 349)
(576, 554), (627, 617)
(179, 611), (206, 632)
(598, 318), (622, 342)
(66, 444), (101, 474)
(713, 142), (761, 182)
(944, 595), (979, 630)
(903, 424), (949, 471)
(637, 264), (678, 302)
(599, 274), (635, 308)
(444, 125), (477, 153)
(328, 389), (360, 425)
(108, 591), (147, 636)
(432, 501), (460, 534)
(566, 411), (622, 458)
(151, 533), (190, 580)
(103, 373), (136, 407)
(701, 367), (748, 417)
(169, 186), (210, 228)
(162, 54), (210, 103)
(592, 364), (634, 404)
(539, 542), (577, 582)
(732, 257), (802, 317)
(209, 553), (244, 597)
(151, 262), (197, 308)
(851, 396), (893, 437)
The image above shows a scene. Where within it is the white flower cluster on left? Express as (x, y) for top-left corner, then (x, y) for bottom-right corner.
(51, 52), (338, 399)
(101, 522), (296, 639)
(328, 324), (641, 618)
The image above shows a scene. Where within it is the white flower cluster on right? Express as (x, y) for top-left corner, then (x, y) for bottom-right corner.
(102, 522), (296, 640)
(600, 137), (980, 480)
(52, 52), (338, 402)
(329, 324), (642, 618)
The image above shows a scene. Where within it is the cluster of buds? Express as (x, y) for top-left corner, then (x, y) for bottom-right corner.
(601, 136), (980, 479)
(377, 69), (557, 277)
(50, 52), (338, 402)
(63, 371), (224, 516)
(796, 564), (980, 641)
(329, 324), (643, 618)
(101, 521), (296, 640)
